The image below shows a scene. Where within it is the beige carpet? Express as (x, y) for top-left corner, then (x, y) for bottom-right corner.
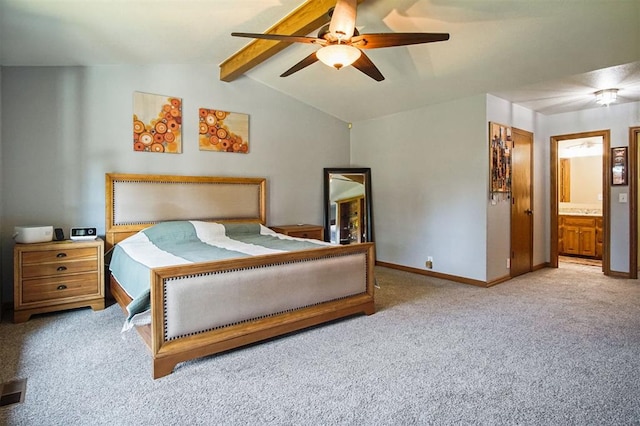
(1, 264), (639, 425)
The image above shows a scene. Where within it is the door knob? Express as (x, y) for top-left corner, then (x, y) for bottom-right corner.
(525, 209), (533, 215)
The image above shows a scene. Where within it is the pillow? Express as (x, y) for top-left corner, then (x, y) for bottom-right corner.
(142, 221), (197, 243)
(223, 222), (261, 236)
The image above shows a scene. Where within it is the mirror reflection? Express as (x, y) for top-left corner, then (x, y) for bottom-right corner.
(558, 137), (603, 209)
(323, 168), (373, 244)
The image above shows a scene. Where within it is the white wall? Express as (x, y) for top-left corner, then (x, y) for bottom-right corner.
(352, 92), (639, 283)
(351, 95), (489, 281)
(3, 66), (638, 303)
(485, 96), (513, 281)
(569, 156), (602, 204)
(351, 93), (547, 284)
(0, 65), (351, 301)
(486, 95), (546, 279)
(0, 67), (3, 315)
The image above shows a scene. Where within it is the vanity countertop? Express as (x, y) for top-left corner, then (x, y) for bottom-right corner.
(559, 211), (602, 217)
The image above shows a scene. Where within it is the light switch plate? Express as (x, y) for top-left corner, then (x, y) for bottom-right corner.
(619, 193), (628, 203)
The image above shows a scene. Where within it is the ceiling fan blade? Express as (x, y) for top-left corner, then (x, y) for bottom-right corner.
(328, 0), (357, 40)
(280, 52), (319, 77)
(351, 51), (384, 82)
(232, 32), (325, 45)
(352, 32), (450, 49)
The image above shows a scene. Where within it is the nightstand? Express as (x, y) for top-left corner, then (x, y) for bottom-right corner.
(13, 239), (105, 323)
(270, 224), (324, 240)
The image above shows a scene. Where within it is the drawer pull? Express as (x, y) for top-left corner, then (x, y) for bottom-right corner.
(56, 284), (67, 290)
(57, 266), (67, 272)
(56, 253), (67, 258)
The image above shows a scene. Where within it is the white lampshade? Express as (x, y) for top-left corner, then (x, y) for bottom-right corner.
(595, 88), (618, 106)
(316, 44), (361, 70)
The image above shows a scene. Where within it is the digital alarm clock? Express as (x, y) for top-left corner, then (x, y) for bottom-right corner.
(70, 227), (97, 241)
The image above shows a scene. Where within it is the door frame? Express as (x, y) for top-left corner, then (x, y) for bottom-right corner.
(629, 127), (639, 279)
(550, 130), (610, 274)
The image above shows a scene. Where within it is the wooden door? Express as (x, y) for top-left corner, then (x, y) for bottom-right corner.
(511, 128), (534, 277)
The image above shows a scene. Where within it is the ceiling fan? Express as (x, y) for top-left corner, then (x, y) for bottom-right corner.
(231, 0), (450, 81)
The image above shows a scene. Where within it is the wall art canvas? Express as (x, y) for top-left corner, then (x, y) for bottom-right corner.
(133, 92), (182, 153)
(489, 122), (512, 197)
(199, 108), (249, 153)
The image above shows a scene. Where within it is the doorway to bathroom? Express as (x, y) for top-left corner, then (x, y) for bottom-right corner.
(550, 130), (610, 274)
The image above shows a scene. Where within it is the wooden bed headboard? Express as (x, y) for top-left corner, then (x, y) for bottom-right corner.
(105, 173), (266, 248)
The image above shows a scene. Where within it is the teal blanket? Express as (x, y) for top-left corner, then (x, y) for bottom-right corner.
(109, 221), (327, 328)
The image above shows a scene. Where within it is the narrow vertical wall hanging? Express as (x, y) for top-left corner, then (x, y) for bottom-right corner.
(611, 146), (628, 185)
(199, 108), (249, 153)
(133, 92), (182, 153)
(489, 122), (512, 200)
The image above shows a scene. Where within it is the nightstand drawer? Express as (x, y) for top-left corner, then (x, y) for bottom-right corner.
(270, 224), (324, 241)
(22, 273), (100, 303)
(22, 259), (98, 278)
(22, 247), (98, 264)
(286, 229), (323, 239)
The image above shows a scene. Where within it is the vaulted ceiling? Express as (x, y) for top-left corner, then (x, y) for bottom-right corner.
(1, 0), (639, 123)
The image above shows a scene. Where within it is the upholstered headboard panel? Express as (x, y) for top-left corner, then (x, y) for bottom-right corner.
(105, 173), (266, 248)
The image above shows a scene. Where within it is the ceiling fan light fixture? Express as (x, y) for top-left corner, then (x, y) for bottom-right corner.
(328, 0), (357, 40)
(317, 44), (361, 70)
(595, 88), (618, 106)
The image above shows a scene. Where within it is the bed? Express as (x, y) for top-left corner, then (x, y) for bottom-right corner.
(105, 173), (375, 379)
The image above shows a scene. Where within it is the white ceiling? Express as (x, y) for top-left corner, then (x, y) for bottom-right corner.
(1, 0), (639, 123)
(558, 136), (603, 159)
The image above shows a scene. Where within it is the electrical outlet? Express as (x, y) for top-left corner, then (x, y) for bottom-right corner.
(506, 258), (511, 269)
(426, 256), (433, 269)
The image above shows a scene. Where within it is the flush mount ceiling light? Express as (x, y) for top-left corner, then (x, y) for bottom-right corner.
(595, 88), (618, 106)
(316, 43), (361, 70)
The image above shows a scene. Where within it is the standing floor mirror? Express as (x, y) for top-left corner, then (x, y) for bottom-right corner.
(324, 168), (373, 244)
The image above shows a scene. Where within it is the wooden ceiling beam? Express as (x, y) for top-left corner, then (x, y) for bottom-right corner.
(219, 0), (364, 82)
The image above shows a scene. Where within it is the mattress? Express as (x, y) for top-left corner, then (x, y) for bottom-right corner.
(109, 220), (330, 329)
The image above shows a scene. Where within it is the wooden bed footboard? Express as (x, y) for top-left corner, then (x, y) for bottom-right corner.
(106, 173), (375, 379)
(111, 243), (375, 379)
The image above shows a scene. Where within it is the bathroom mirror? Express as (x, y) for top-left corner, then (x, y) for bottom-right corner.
(323, 168), (373, 244)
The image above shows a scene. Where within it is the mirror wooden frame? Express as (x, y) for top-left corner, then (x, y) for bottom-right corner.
(323, 167), (374, 244)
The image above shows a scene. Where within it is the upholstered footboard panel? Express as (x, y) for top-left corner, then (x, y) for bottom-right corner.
(147, 243), (375, 378)
(163, 252), (367, 340)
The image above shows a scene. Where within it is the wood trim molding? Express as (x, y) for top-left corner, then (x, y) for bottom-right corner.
(219, 0), (365, 82)
(608, 270), (631, 279)
(533, 262), (549, 271)
(550, 136), (559, 268)
(629, 127), (639, 279)
(376, 261), (492, 288)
